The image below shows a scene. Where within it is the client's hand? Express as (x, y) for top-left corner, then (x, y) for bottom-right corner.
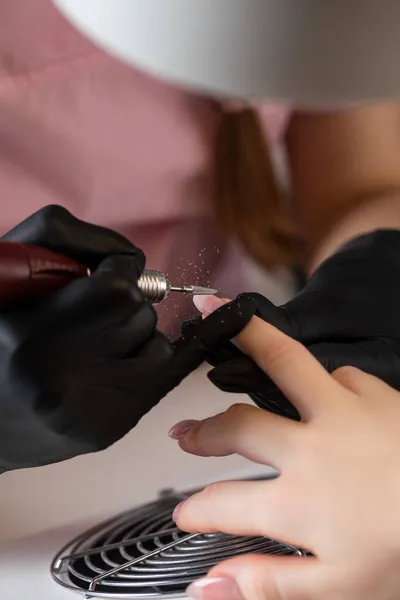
(199, 231), (400, 421)
(169, 307), (400, 600)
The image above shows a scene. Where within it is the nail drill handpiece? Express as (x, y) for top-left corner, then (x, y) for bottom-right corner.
(0, 243), (218, 307)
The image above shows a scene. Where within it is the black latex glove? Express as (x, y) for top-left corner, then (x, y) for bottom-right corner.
(198, 230), (400, 420)
(0, 206), (256, 472)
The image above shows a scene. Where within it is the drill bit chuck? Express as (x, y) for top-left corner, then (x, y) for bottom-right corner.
(137, 270), (170, 303)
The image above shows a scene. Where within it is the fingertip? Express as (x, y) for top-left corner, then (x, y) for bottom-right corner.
(193, 295), (230, 315)
(207, 555), (319, 600)
(168, 420), (199, 440)
(187, 576), (243, 600)
(172, 501), (185, 524)
(187, 295), (258, 349)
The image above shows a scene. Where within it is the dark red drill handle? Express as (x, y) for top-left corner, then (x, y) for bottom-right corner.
(0, 241), (88, 308)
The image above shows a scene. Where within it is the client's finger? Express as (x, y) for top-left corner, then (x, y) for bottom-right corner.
(196, 296), (346, 420)
(173, 479), (305, 550)
(170, 403), (298, 467)
(235, 314), (347, 420)
(188, 555), (323, 600)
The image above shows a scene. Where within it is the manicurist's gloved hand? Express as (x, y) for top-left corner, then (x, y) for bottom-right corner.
(0, 206), (256, 472)
(190, 230), (400, 420)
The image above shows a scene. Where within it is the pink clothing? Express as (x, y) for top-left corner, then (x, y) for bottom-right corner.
(0, 0), (292, 337)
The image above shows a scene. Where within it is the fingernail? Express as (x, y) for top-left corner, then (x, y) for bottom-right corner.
(172, 501), (185, 522)
(193, 296), (228, 315)
(187, 577), (243, 600)
(168, 420), (199, 440)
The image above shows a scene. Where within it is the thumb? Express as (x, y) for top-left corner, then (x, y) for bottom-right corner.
(187, 555), (322, 600)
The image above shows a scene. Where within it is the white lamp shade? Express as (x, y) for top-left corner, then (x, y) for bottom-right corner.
(52, 0), (400, 106)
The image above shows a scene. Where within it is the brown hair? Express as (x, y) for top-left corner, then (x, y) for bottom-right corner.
(211, 102), (303, 269)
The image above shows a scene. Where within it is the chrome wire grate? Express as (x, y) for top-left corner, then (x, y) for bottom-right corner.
(51, 485), (303, 599)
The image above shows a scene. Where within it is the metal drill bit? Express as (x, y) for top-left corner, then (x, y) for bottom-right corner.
(138, 269), (218, 303)
(170, 285), (219, 296)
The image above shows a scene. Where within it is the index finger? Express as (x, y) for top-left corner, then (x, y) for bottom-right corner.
(235, 315), (345, 420)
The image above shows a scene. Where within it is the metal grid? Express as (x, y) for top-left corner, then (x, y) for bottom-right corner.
(51, 485), (303, 599)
